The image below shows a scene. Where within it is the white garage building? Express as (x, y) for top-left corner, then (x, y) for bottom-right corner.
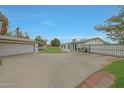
(0, 35), (38, 57)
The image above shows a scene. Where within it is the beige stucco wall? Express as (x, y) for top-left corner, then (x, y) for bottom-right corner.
(0, 35), (38, 57)
(61, 43), (71, 52)
(77, 43), (85, 49)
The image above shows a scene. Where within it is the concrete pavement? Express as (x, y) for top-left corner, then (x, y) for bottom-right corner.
(0, 53), (117, 88)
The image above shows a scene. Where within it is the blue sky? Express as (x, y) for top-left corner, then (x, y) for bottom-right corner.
(0, 5), (119, 43)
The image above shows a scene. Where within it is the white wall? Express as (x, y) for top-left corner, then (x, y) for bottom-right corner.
(61, 43), (71, 52)
(77, 43), (85, 49)
(34, 42), (38, 53)
(0, 35), (38, 57)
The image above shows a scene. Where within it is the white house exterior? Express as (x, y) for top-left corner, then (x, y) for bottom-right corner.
(0, 35), (38, 57)
(61, 37), (106, 52)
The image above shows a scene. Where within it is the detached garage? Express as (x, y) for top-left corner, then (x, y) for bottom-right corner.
(0, 35), (38, 57)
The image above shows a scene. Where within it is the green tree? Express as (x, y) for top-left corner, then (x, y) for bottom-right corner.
(4, 31), (13, 36)
(17, 31), (25, 38)
(15, 27), (30, 39)
(95, 6), (124, 44)
(25, 32), (30, 39)
(51, 38), (60, 46)
(15, 27), (25, 38)
(35, 35), (46, 47)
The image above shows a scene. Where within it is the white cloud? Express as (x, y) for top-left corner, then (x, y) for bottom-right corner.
(10, 14), (43, 21)
(30, 14), (43, 17)
(41, 20), (54, 27)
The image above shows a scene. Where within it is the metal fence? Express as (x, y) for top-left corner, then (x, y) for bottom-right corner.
(86, 44), (124, 57)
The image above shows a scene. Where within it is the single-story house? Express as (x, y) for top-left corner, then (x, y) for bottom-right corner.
(61, 37), (106, 52)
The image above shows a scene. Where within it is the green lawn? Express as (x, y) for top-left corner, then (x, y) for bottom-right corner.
(104, 59), (124, 88)
(40, 47), (63, 53)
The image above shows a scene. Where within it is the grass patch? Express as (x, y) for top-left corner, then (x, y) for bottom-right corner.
(104, 59), (124, 88)
(40, 47), (63, 53)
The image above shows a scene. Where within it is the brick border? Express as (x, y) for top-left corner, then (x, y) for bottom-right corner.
(78, 70), (116, 88)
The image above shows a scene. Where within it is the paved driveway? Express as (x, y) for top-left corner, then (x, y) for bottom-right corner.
(0, 53), (117, 88)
